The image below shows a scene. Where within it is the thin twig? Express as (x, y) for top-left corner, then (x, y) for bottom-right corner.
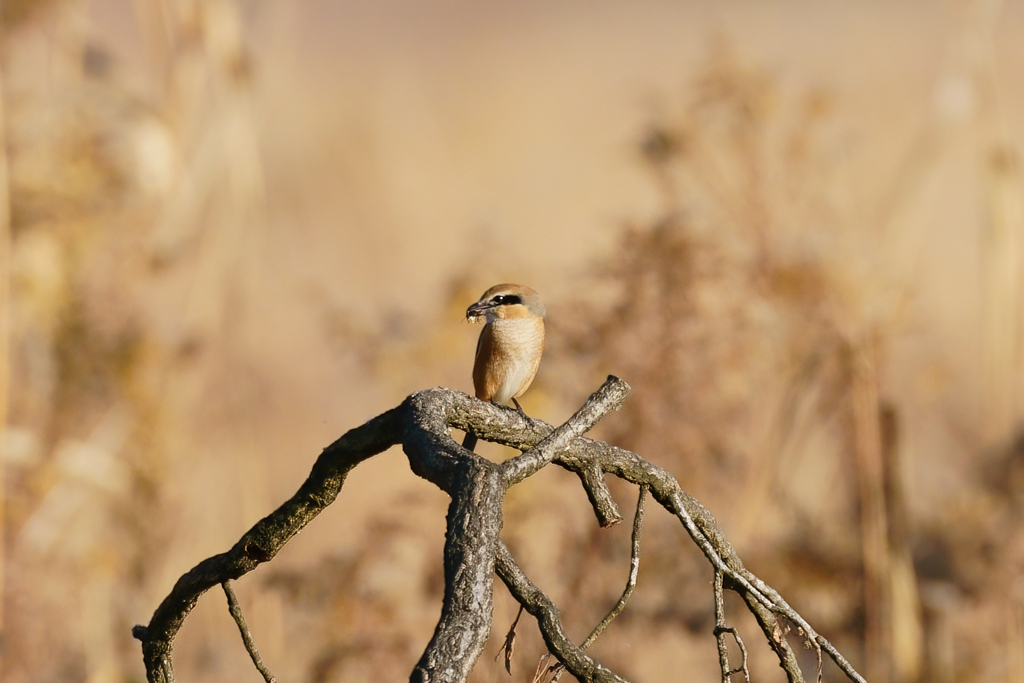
(222, 581), (276, 683)
(531, 653), (554, 683)
(714, 570), (730, 679)
(713, 570), (750, 683)
(496, 604), (525, 674)
(582, 485), (648, 649)
(808, 627), (824, 683)
(550, 485), (648, 683)
(818, 636), (863, 683)
(712, 630), (753, 683)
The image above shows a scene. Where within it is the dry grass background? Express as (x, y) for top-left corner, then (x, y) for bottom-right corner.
(1, 1), (1023, 682)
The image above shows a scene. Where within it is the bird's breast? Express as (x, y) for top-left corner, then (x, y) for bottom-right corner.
(474, 317), (545, 405)
(488, 317), (545, 355)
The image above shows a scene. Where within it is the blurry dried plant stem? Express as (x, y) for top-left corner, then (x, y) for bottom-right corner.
(849, 338), (892, 682)
(959, 0), (1024, 448)
(133, 377), (865, 683)
(0, 60), (12, 683)
(981, 142), (1024, 445)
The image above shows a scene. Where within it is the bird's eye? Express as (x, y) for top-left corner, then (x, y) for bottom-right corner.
(493, 295), (521, 305)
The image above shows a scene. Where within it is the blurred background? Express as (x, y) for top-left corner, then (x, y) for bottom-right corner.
(1, 0), (1023, 682)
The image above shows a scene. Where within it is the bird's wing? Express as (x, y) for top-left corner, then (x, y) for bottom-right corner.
(472, 324), (495, 401)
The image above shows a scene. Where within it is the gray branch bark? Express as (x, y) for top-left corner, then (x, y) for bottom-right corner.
(133, 377), (866, 683)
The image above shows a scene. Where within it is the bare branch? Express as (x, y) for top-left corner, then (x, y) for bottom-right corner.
(713, 570), (750, 683)
(132, 405), (405, 683)
(222, 581), (276, 683)
(501, 376), (631, 486)
(574, 460), (623, 527)
(134, 380), (866, 683)
(475, 406), (868, 683)
(739, 587), (804, 683)
(409, 376), (628, 683)
(743, 575), (862, 683)
(494, 541), (628, 683)
(818, 636), (864, 683)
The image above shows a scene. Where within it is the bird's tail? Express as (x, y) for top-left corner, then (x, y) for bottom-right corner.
(462, 432), (478, 452)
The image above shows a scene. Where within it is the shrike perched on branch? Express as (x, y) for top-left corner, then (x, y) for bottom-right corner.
(463, 283), (546, 452)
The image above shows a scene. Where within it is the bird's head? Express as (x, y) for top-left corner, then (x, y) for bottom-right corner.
(465, 283), (546, 324)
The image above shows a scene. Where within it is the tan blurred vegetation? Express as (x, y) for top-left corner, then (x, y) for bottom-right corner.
(1, 1), (1024, 682)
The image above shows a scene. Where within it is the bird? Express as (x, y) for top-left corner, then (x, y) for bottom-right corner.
(462, 283), (546, 452)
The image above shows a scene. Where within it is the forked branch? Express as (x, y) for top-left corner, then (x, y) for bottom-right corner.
(133, 377), (866, 683)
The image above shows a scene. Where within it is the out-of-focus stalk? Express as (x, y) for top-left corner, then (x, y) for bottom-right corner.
(850, 338), (891, 683)
(970, 0), (1024, 447)
(0, 59), (12, 683)
(981, 141), (1023, 446)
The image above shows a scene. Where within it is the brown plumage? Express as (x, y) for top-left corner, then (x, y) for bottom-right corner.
(463, 283), (546, 452)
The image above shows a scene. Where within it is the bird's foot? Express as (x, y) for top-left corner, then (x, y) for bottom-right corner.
(511, 398), (528, 419)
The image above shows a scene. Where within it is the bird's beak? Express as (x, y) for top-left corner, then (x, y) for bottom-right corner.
(465, 300), (493, 322)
